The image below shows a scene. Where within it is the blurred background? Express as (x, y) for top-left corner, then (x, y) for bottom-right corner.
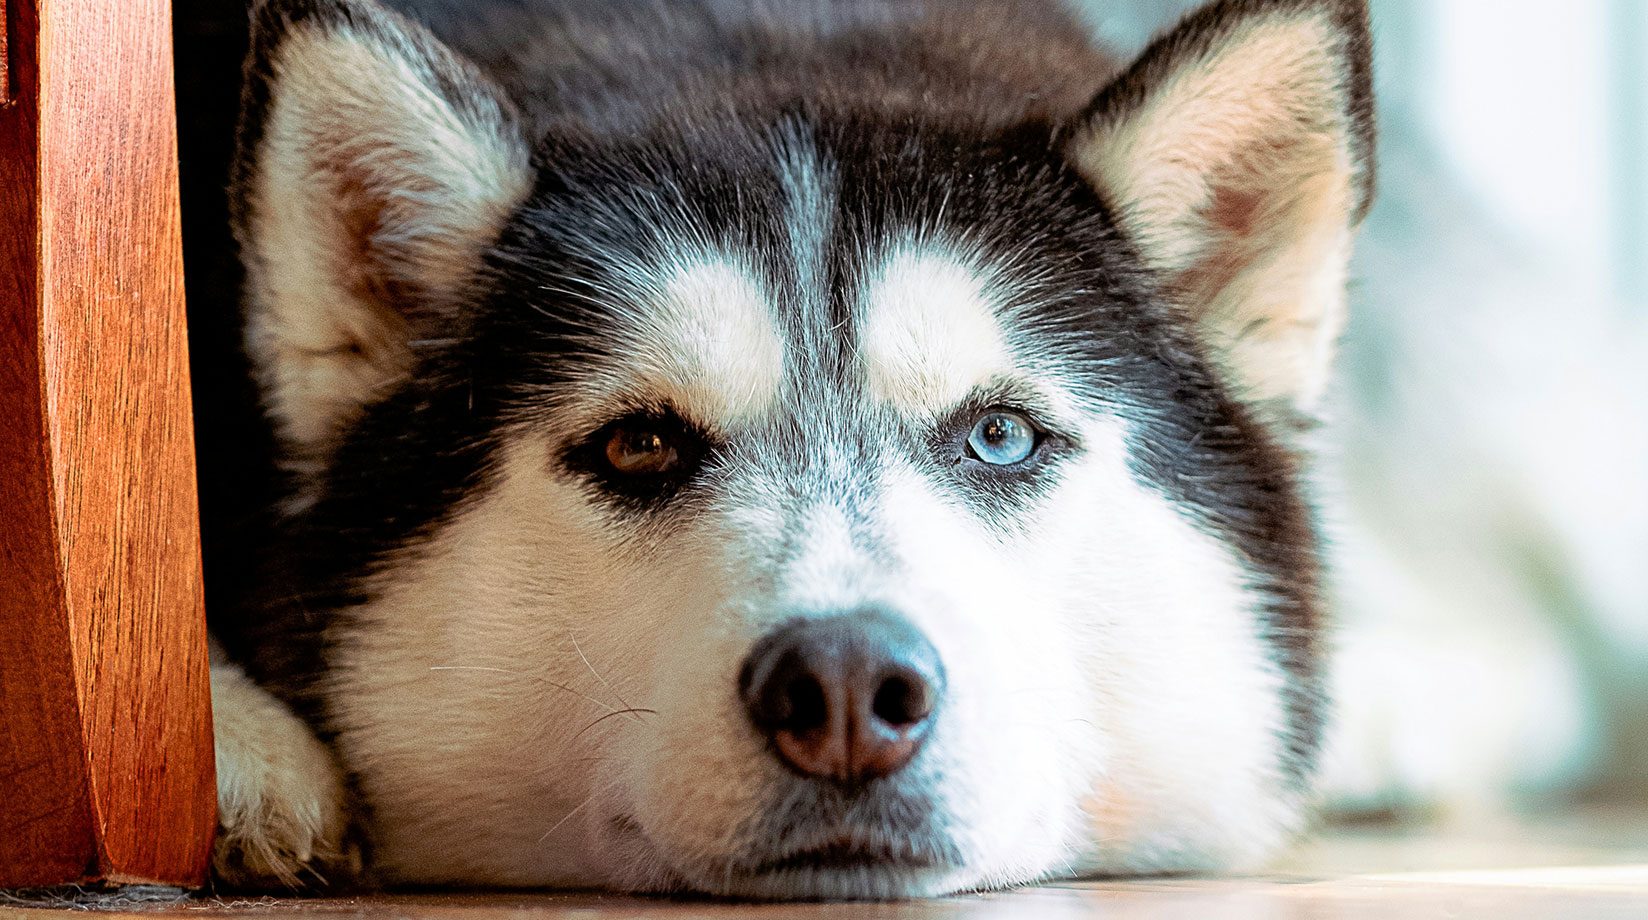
(172, 0), (1648, 830)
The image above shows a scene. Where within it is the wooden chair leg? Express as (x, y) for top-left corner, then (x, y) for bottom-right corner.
(0, 0), (215, 889)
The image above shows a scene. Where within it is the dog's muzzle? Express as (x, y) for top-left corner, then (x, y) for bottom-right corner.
(738, 609), (945, 786)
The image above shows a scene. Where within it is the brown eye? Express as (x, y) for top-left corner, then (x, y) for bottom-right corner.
(605, 427), (680, 475)
(573, 411), (708, 503)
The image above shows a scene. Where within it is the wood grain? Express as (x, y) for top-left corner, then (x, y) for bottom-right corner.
(2, 0), (10, 105)
(0, 0), (215, 889)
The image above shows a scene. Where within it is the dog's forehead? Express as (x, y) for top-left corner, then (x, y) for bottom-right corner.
(605, 254), (788, 426)
(587, 246), (1023, 433)
(856, 246), (1016, 418)
(552, 135), (1047, 434)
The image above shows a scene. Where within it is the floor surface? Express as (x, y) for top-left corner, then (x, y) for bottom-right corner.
(6, 807), (1647, 919)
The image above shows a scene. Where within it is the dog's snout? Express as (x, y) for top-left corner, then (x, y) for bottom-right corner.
(739, 609), (944, 785)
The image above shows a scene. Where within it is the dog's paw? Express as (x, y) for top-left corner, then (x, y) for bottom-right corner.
(210, 663), (354, 889)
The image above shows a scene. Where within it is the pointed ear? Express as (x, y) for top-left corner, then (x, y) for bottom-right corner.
(1068, 0), (1374, 415)
(232, 0), (532, 452)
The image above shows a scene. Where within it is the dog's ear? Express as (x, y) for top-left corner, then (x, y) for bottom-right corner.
(1068, 0), (1374, 415)
(232, 0), (531, 452)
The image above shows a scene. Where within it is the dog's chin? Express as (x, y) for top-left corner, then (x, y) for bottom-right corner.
(617, 824), (981, 899)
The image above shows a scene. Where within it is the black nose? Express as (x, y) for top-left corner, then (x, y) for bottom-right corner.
(739, 609), (945, 785)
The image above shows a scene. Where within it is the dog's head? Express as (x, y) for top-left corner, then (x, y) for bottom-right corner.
(231, 0), (1372, 897)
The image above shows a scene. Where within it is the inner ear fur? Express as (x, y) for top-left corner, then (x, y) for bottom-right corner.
(231, 0), (531, 453)
(1069, 0), (1374, 416)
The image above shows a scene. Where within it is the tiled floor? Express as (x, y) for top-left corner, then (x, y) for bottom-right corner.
(6, 808), (1647, 919)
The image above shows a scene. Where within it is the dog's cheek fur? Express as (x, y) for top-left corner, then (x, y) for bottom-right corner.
(601, 483), (799, 893)
(315, 431), (786, 890)
(321, 439), (643, 887)
(1066, 422), (1301, 871)
(882, 419), (1299, 877)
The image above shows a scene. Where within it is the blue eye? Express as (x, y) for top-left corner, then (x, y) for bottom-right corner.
(966, 411), (1037, 465)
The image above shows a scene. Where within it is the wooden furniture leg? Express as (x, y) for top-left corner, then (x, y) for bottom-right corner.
(0, 0), (215, 889)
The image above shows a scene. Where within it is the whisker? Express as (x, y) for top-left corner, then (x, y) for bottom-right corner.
(570, 707), (659, 743)
(428, 666), (623, 715)
(536, 796), (595, 844)
(570, 634), (639, 716)
(536, 776), (626, 845)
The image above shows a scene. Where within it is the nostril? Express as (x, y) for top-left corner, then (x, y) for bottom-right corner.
(871, 672), (929, 727)
(784, 674), (828, 732)
(741, 609), (944, 784)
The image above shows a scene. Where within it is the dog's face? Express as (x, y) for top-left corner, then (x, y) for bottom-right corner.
(231, 0), (1372, 897)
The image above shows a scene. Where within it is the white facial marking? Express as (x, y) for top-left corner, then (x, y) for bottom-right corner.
(867, 417), (1296, 877)
(323, 404), (1298, 892)
(326, 438), (633, 886)
(1052, 422), (1297, 871)
(597, 256), (785, 426)
(859, 247), (1015, 415)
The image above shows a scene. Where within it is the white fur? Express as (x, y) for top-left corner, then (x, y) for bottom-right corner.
(1043, 427), (1300, 873)
(859, 247), (1016, 416)
(870, 422), (1297, 877)
(322, 440), (636, 885)
(582, 256), (787, 428)
(210, 660), (349, 888)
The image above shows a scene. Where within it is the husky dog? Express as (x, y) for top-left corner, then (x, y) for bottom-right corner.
(210, 0), (1374, 897)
